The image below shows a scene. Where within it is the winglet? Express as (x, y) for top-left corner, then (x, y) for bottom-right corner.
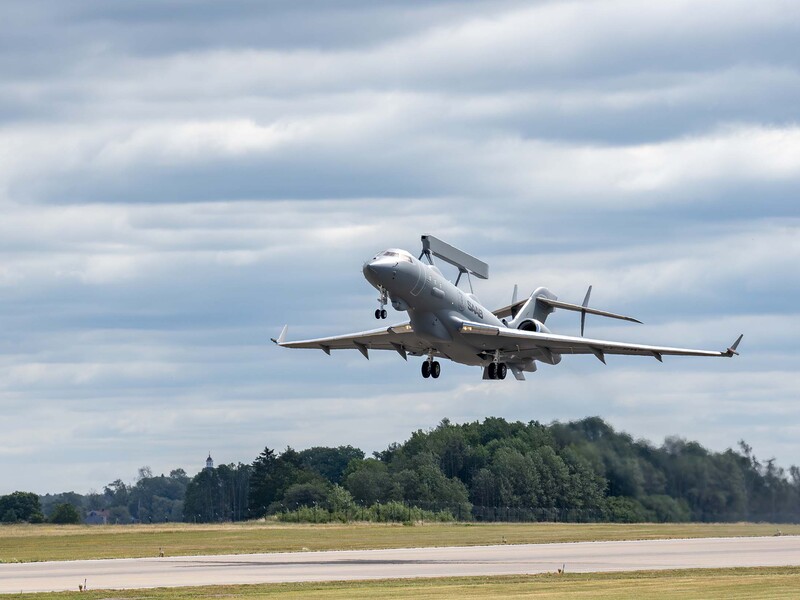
(725, 334), (744, 357)
(271, 325), (288, 345)
(580, 285), (592, 336)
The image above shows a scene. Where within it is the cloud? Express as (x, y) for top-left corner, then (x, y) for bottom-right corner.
(0, 0), (798, 493)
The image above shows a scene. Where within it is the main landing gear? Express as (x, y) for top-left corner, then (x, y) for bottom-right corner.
(374, 287), (388, 319)
(487, 362), (507, 380)
(421, 359), (441, 379)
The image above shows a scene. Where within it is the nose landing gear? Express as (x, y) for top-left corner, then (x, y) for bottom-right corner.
(374, 288), (388, 319)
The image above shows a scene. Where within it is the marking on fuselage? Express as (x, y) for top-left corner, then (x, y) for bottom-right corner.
(466, 299), (484, 319)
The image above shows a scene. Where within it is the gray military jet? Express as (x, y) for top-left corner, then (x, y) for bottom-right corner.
(273, 235), (742, 380)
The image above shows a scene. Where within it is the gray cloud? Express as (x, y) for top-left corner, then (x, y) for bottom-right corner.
(0, 0), (798, 493)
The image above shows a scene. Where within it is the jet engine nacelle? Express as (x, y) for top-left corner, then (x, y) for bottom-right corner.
(517, 319), (550, 334)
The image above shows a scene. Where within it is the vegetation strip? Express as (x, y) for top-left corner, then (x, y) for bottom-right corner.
(3, 567), (800, 599)
(2, 522), (799, 563)
(5, 417), (799, 530)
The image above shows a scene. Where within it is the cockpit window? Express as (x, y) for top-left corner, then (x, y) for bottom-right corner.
(379, 250), (413, 263)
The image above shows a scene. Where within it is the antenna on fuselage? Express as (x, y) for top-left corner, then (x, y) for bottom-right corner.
(455, 268), (474, 293)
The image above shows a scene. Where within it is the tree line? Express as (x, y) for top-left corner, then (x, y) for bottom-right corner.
(4, 417), (800, 524)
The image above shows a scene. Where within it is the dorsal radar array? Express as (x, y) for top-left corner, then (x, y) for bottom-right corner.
(419, 234), (488, 291)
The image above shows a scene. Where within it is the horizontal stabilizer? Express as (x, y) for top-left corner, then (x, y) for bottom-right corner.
(493, 299), (527, 319)
(421, 234), (488, 279)
(539, 298), (642, 325)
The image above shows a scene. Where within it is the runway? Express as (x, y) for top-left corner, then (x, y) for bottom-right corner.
(2, 536), (799, 594)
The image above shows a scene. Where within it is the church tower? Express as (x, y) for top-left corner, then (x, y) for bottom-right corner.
(205, 452), (214, 470)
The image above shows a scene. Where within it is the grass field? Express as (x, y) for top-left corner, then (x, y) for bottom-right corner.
(1, 521), (797, 563)
(3, 567), (800, 599)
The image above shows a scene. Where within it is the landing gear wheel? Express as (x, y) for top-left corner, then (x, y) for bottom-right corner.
(375, 309), (381, 319)
(431, 361), (441, 379)
(497, 363), (507, 380)
(487, 362), (497, 380)
(380, 309), (387, 319)
(421, 361), (431, 378)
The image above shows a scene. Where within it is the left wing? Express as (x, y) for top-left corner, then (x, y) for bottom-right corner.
(272, 323), (441, 361)
(459, 321), (743, 363)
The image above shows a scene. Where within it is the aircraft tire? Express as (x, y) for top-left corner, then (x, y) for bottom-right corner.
(375, 309), (381, 319)
(431, 361), (441, 379)
(498, 363), (507, 380)
(421, 361), (431, 378)
(381, 309), (387, 319)
(488, 362), (497, 379)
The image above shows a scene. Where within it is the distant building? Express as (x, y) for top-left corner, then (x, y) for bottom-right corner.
(85, 509), (110, 525)
(205, 452), (214, 470)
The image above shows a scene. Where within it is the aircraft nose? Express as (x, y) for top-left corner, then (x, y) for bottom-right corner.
(363, 258), (391, 285)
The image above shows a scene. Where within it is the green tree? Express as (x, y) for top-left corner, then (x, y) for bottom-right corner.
(282, 482), (329, 510)
(49, 503), (82, 524)
(343, 459), (400, 505)
(248, 447), (278, 517)
(183, 468), (222, 522)
(490, 447), (539, 508)
(128, 469), (187, 523)
(298, 446), (364, 484)
(248, 447), (323, 516)
(40, 491), (85, 519)
(104, 479), (129, 506)
(327, 484), (357, 515)
(0, 492), (44, 523)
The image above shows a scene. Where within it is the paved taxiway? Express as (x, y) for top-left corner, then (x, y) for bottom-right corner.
(2, 535), (799, 593)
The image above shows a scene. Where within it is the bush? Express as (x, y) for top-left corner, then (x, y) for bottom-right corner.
(277, 504), (332, 523)
(640, 495), (691, 522)
(275, 500), (456, 524)
(327, 484), (357, 514)
(602, 496), (650, 523)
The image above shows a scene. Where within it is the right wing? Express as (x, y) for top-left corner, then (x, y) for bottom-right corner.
(459, 321), (743, 362)
(272, 323), (438, 360)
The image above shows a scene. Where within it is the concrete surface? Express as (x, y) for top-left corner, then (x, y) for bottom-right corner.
(1, 535), (799, 594)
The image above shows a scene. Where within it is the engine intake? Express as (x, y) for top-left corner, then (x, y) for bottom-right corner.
(518, 319), (542, 332)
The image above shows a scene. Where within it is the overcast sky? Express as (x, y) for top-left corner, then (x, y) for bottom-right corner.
(1, 0), (798, 495)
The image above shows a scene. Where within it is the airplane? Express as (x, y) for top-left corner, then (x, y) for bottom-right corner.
(272, 235), (743, 380)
